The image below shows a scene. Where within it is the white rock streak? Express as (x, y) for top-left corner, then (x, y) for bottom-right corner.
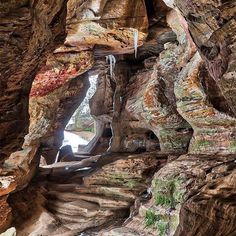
(106, 55), (116, 78)
(133, 29), (139, 58)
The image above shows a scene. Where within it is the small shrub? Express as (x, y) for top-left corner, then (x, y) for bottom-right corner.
(156, 221), (168, 236)
(155, 194), (173, 208)
(153, 178), (185, 209)
(145, 210), (160, 227)
(145, 210), (168, 236)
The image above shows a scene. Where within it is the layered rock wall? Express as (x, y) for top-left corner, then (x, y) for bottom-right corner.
(25, 51), (93, 163)
(0, 0), (68, 159)
(1, 0), (236, 235)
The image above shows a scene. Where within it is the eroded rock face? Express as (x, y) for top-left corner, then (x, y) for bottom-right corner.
(86, 62), (114, 154)
(92, 3), (236, 236)
(167, 0), (236, 115)
(123, 9), (195, 153)
(10, 153), (167, 236)
(22, 0), (151, 162)
(176, 53), (236, 154)
(112, 154), (236, 236)
(66, 0), (148, 54)
(0, 0), (68, 159)
(0, 146), (39, 232)
(126, 49), (192, 153)
(24, 51), (93, 163)
(177, 165), (236, 236)
(0, 196), (12, 233)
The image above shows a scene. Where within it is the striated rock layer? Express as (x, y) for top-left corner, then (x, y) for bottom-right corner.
(103, 154), (236, 236)
(176, 53), (236, 154)
(10, 153), (167, 236)
(0, 0), (68, 159)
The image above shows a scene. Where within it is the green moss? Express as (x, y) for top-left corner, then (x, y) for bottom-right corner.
(159, 130), (190, 151)
(153, 178), (185, 209)
(192, 139), (214, 152)
(124, 179), (139, 188)
(84, 127), (95, 132)
(101, 187), (131, 201)
(169, 214), (179, 232)
(145, 210), (160, 227)
(156, 221), (168, 236)
(203, 129), (217, 135)
(144, 210), (169, 236)
(144, 177), (185, 235)
(197, 140), (211, 146)
(109, 172), (140, 188)
(229, 140), (236, 152)
(160, 51), (173, 61)
(155, 194), (172, 207)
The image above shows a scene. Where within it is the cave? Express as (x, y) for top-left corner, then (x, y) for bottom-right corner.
(0, 0), (236, 236)
(62, 75), (97, 152)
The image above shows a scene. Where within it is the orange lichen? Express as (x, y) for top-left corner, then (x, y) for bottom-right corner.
(144, 90), (155, 107)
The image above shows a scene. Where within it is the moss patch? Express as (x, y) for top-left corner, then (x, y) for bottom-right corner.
(144, 210), (169, 236)
(159, 129), (190, 151)
(229, 140), (236, 152)
(191, 139), (214, 152)
(109, 172), (142, 188)
(145, 210), (160, 227)
(143, 177), (185, 235)
(153, 177), (185, 209)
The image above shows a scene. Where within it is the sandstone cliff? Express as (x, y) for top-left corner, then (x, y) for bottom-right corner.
(0, 0), (236, 236)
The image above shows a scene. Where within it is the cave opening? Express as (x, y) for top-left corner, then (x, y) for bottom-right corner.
(2, 0), (236, 235)
(63, 75), (98, 154)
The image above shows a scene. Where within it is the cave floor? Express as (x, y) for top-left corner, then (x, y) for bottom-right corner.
(9, 152), (169, 236)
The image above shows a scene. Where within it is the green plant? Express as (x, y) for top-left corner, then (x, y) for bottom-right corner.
(156, 221), (168, 236)
(110, 172), (139, 188)
(229, 140), (236, 152)
(145, 210), (168, 236)
(145, 210), (160, 227)
(155, 194), (173, 208)
(84, 127), (95, 132)
(153, 178), (185, 209)
(197, 140), (212, 149)
(124, 179), (138, 188)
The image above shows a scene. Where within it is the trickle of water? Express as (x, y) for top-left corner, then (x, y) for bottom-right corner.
(133, 29), (139, 59)
(106, 55), (116, 78)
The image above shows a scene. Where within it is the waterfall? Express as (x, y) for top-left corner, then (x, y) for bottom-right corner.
(133, 29), (139, 59)
(106, 55), (116, 78)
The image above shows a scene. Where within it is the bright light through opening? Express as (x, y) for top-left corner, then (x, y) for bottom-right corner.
(63, 75), (98, 153)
